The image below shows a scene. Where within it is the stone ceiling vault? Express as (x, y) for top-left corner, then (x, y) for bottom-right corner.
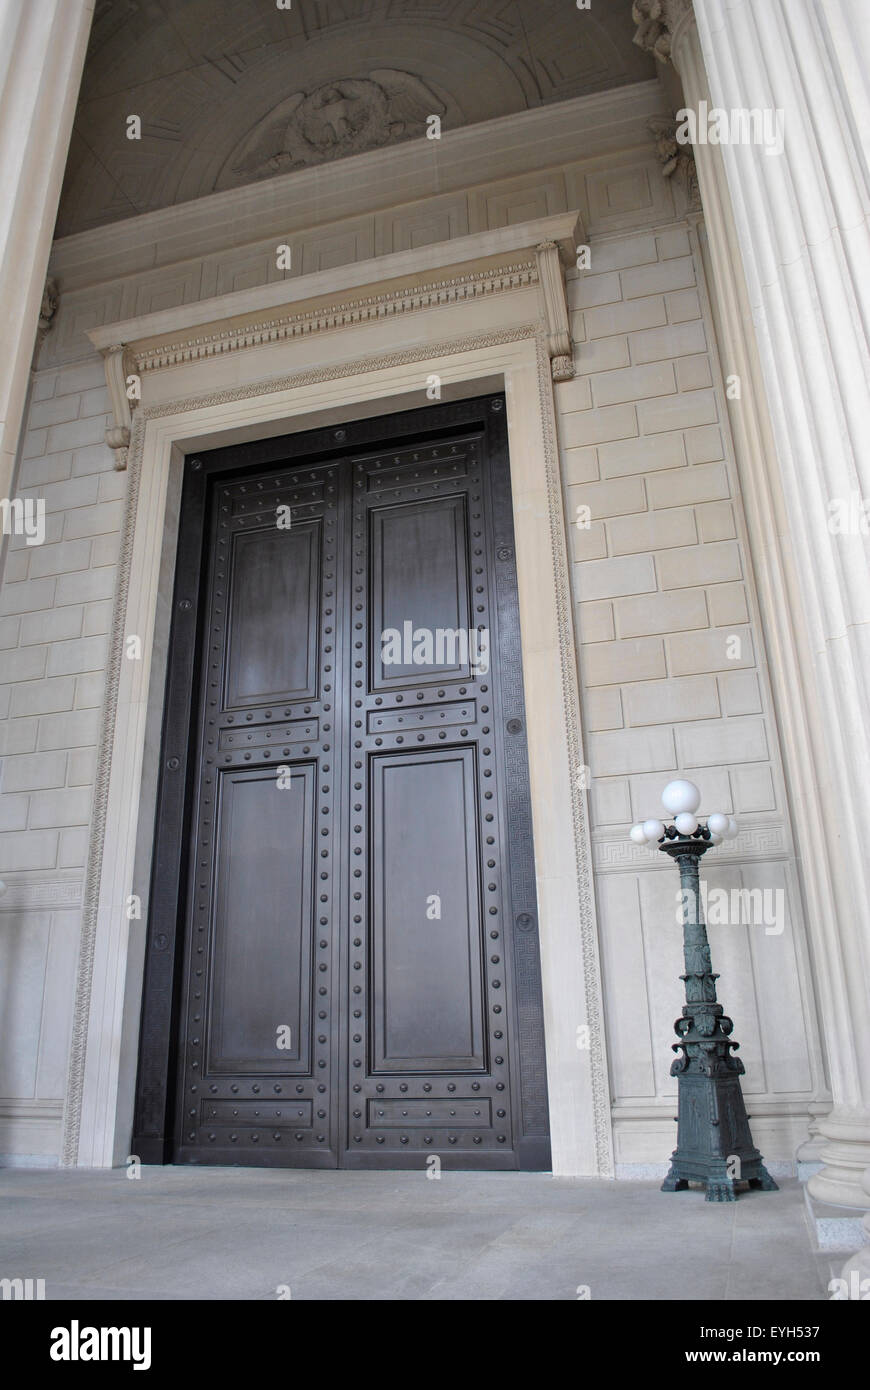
(57, 0), (654, 236)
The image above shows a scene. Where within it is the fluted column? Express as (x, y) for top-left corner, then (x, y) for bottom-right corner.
(0, 0), (94, 502)
(633, 0), (870, 1212)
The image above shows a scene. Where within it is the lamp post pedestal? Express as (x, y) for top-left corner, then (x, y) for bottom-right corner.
(660, 830), (778, 1202)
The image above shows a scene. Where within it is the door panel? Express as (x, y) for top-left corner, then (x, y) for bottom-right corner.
(370, 749), (485, 1071)
(134, 395), (551, 1170)
(370, 496), (472, 687)
(225, 524), (321, 707)
(208, 766), (315, 1074)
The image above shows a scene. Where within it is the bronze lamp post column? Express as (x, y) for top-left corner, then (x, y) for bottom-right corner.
(630, 780), (779, 1202)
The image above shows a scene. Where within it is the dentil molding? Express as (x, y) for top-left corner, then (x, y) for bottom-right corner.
(87, 212), (582, 351)
(131, 261), (540, 373)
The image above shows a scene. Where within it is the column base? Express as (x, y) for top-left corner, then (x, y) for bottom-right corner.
(832, 1161), (870, 1294)
(807, 1109), (870, 1210)
(796, 1121), (827, 1181)
(795, 1119), (828, 1163)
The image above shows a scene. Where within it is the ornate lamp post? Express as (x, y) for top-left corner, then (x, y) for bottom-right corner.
(630, 780), (778, 1202)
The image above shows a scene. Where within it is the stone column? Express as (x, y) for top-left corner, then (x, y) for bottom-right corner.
(632, 0), (870, 1213)
(0, 0), (94, 502)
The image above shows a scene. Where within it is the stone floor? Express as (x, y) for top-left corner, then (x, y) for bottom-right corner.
(0, 1168), (828, 1300)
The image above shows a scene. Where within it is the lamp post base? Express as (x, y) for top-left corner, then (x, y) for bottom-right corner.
(662, 1164), (780, 1202)
(662, 1070), (779, 1202)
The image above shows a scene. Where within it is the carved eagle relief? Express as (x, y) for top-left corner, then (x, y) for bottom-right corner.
(223, 71), (446, 184)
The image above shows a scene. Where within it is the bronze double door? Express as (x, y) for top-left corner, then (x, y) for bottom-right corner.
(134, 395), (550, 1169)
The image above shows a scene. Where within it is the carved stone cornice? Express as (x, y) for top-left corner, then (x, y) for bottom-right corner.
(54, 88), (654, 291)
(130, 259), (540, 374)
(535, 241), (575, 382)
(631, 0), (696, 69)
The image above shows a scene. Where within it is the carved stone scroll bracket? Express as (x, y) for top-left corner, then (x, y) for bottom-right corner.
(631, 0), (696, 69)
(31, 276), (59, 369)
(36, 277), (59, 352)
(101, 343), (137, 470)
(648, 115), (701, 212)
(535, 240), (576, 382)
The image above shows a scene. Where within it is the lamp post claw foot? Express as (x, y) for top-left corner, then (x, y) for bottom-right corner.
(749, 1168), (779, 1192)
(705, 1179), (738, 1203)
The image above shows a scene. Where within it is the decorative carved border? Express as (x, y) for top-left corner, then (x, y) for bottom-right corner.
(0, 874), (83, 912)
(533, 334), (613, 1178)
(61, 322), (612, 1175)
(60, 403), (146, 1167)
(592, 819), (790, 872)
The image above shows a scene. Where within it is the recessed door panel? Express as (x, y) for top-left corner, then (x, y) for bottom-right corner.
(370, 497), (471, 687)
(208, 765), (315, 1073)
(370, 750), (485, 1071)
(225, 522), (321, 708)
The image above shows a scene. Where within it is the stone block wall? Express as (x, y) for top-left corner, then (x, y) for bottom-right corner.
(556, 225), (825, 1165)
(0, 360), (122, 1160)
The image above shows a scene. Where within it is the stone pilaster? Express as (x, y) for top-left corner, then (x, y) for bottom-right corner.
(0, 0), (93, 501)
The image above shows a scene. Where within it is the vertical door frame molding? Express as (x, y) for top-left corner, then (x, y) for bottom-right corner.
(60, 324), (614, 1178)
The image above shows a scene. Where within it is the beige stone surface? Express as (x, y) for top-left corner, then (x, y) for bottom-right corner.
(0, 26), (831, 1179)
